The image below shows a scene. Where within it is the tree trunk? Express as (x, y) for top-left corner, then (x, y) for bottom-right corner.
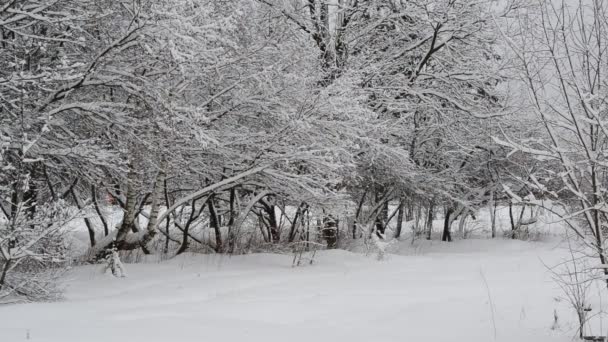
(322, 214), (337, 248)
(176, 197), (207, 255)
(257, 214), (269, 243)
(288, 203), (307, 243)
(414, 203), (422, 235)
(92, 185), (109, 236)
(405, 199), (414, 221)
(394, 199), (405, 238)
(458, 212), (468, 238)
(71, 188), (96, 247)
(116, 166), (138, 247)
(375, 201), (389, 234)
(227, 188), (238, 252)
(140, 166), (166, 253)
(426, 201), (435, 240)
(352, 190), (367, 239)
(509, 202), (515, 239)
(0, 259), (12, 292)
(177, 200), (196, 255)
(163, 179), (171, 253)
(489, 191), (496, 238)
(208, 195), (222, 253)
(260, 199), (280, 242)
(442, 207), (454, 242)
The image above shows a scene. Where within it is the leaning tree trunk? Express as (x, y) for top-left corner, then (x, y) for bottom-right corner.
(288, 202), (307, 243)
(0, 259), (12, 292)
(71, 187), (96, 247)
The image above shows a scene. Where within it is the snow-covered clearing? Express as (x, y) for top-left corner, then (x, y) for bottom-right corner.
(0, 238), (589, 342)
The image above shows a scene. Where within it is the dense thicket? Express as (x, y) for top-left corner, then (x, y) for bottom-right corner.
(5, 0), (600, 302)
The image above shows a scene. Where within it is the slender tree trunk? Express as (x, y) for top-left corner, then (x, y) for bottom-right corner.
(509, 202), (516, 239)
(414, 202), (422, 235)
(395, 199), (405, 238)
(258, 214), (269, 243)
(375, 201), (389, 234)
(163, 179), (171, 253)
(426, 200), (435, 240)
(512, 204), (527, 240)
(352, 190), (367, 239)
(208, 195), (222, 253)
(268, 206), (280, 242)
(71, 188), (96, 247)
(288, 203), (306, 243)
(116, 166), (138, 246)
(227, 188), (238, 252)
(0, 259), (12, 292)
(176, 197), (207, 255)
(177, 200), (196, 255)
(305, 210), (310, 250)
(489, 191), (496, 238)
(141, 165), (166, 253)
(405, 199), (414, 221)
(591, 166), (608, 288)
(92, 185), (109, 236)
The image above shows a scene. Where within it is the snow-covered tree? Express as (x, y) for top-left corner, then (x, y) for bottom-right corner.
(499, 0), (608, 285)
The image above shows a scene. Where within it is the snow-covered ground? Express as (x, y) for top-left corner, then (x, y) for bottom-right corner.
(0, 237), (597, 342)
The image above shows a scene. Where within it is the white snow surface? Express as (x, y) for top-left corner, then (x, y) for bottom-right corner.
(0, 238), (594, 342)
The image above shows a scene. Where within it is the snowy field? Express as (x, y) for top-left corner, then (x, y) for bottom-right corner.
(0, 237), (593, 342)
